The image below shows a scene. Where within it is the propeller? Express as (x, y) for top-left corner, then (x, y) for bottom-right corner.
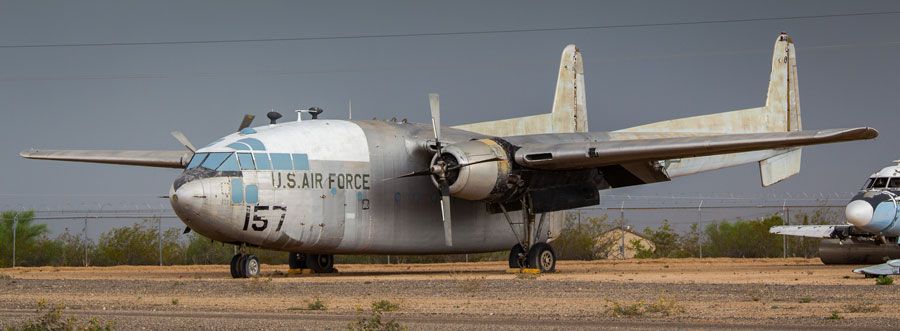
(170, 131), (197, 153)
(428, 93), (454, 247)
(238, 114), (255, 131)
(383, 94), (504, 247)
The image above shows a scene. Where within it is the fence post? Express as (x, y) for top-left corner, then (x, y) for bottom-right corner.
(698, 200), (703, 259)
(782, 200), (787, 258)
(82, 217), (88, 267)
(12, 211), (18, 267)
(619, 201), (625, 259)
(158, 216), (163, 266)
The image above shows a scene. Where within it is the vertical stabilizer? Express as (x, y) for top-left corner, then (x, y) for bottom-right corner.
(452, 44), (588, 135)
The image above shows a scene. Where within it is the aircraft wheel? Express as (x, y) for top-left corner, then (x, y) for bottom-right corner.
(242, 254), (261, 278)
(288, 252), (307, 269)
(508, 244), (527, 269)
(230, 254), (242, 278)
(527, 243), (556, 273)
(307, 254), (334, 273)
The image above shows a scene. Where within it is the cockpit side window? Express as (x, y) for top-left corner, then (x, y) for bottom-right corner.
(200, 152), (230, 170)
(186, 153), (208, 169)
(872, 177), (889, 189)
(889, 178), (900, 189)
(237, 153), (255, 170)
(254, 153), (272, 170)
(216, 153), (239, 172)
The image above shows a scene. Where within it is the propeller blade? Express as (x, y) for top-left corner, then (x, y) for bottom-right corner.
(237, 114), (255, 132)
(439, 180), (453, 247)
(170, 131), (197, 153)
(446, 157), (502, 171)
(429, 93), (441, 141)
(381, 169), (432, 181)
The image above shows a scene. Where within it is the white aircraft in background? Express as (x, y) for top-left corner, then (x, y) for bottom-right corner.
(772, 160), (900, 276)
(23, 33), (877, 277)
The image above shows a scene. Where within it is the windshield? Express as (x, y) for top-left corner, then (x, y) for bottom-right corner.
(872, 177), (889, 189)
(186, 153), (208, 169)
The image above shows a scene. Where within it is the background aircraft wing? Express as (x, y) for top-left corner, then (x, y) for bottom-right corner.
(19, 149), (191, 168)
(512, 127), (877, 171)
(769, 224), (853, 238)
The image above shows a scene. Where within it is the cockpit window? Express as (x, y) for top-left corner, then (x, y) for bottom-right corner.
(270, 153), (293, 170)
(186, 153), (208, 169)
(872, 177), (889, 189)
(237, 153), (255, 170)
(200, 152), (230, 170)
(254, 153), (272, 170)
(216, 153), (239, 172)
(889, 178), (900, 189)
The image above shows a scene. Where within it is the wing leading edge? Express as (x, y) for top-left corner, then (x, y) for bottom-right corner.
(512, 127), (877, 171)
(19, 149), (191, 168)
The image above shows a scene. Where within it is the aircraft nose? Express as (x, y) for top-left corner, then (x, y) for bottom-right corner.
(845, 199), (874, 227)
(170, 179), (205, 218)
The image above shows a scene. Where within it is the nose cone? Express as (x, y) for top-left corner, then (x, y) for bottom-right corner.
(170, 179), (205, 220)
(845, 199), (874, 227)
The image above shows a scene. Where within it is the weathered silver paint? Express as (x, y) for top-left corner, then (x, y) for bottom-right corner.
(171, 120), (533, 255)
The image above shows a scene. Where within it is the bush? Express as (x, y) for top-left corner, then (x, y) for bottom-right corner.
(876, 276), (893, 285)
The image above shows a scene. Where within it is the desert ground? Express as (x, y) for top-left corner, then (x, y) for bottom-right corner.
(0, 258), (898, 330)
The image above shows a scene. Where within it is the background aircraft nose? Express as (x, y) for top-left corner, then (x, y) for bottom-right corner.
(845, 199), (874, 227)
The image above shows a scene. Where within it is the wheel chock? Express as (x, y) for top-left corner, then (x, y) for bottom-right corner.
(506, 268), (541, 274)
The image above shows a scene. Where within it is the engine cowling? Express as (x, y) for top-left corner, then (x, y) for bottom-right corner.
(432, 139), (515, 201)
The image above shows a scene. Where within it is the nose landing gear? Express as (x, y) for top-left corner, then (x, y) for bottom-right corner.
(230, 253), (260, 278)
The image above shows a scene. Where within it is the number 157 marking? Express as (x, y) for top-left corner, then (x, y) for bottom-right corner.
(243, 205), (287, 232)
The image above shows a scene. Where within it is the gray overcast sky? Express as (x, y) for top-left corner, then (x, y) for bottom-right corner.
(1, 0), (899, 210)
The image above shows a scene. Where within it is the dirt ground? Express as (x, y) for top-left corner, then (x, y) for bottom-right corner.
(0, 258), (898, 330)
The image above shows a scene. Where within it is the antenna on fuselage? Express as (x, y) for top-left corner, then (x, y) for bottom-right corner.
(348, 99), (352, 120)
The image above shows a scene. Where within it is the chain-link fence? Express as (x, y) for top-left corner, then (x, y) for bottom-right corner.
(0, 192), (851, 267)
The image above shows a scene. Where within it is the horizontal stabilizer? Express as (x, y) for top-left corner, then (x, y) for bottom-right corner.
(19, 149), (191, 168)
(769, 225), (851, 238)
(514, 127), (877, 170)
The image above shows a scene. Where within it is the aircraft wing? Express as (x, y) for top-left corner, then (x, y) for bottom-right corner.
(512, 127), (877, 170)
(19, 149), (191, 168)
(769, 224), (853, 238)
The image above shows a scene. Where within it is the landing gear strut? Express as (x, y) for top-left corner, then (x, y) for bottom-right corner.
(288, 252), (336, 274)
(230, 249), (260, 278)
(501, 194), (556, 273)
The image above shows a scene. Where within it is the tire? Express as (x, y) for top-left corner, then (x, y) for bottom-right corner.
(307, 254), (334, 273)
(527, 243), (556, 273)
(230, 254), (242, 278)
(243, 254), (260, 277)
(237, 254), (249, 278)
(508, 244), (527, 269)
(288, 252), (307, 269)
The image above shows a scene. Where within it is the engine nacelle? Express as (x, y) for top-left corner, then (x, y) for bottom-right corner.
(434, 139), (515, 201)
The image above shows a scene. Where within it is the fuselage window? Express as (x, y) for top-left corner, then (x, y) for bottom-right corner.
(254, 153), (272, 170)
(872, 177), (889, 189)
(889, 178), (900, 189)
(270, 153), (293, 170)
(186, 153), (208, 169)
(237, 153), (255, 170)
(217, 153), (240, 172)
(200, 152), (230, 170)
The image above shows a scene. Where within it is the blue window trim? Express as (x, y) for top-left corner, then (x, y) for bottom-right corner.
(216, 153), (239, 172)
(245, 184), (259, 205)
(230, 178), (243, 204)
(270, 153), (293, 170)
(238, 138), (266, 150)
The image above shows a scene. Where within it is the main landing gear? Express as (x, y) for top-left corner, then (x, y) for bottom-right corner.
(288, 252), (337, 274)
(501, 195), (557, 273)
(230, 251), (261, 278)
